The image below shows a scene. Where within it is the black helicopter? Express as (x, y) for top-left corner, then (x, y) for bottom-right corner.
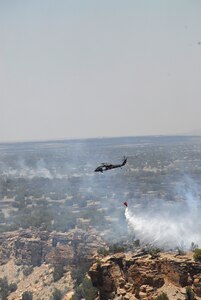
(94, 157), (127, 173)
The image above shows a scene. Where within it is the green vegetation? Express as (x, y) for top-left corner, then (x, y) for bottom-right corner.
(77, 276), (97, 300)
(156, 292), (169, 300)
(0, 277), (10, 300)
(21, 291), (33, 300)
(146, 246), (161, 258)
(71, 263), (91, 286)
(95, 260), (101, 272)
(186, 286), (195, 300)
(193, 248), (201, 262)
(53, 264), (64, 282)
(52, 206), (76, 232)
(8, 200), (77, 232)
(97, 247), (109, 256)
(0, 277), (17, 300)
(51, 288), (62, 300)
(98, 241), (140, 256)
(14, 206), (53, 230)
(8, 282), (17, 293)
(23, 266), (34, 277)
(133, 239), (140, 247)
(108, 243), (125, 254)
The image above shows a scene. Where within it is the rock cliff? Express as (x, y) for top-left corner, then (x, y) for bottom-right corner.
(1, 228), (201, 300)
(89, 251), (201, 300)
(0, 227), (107, 299)
(0, 227), (106, 267)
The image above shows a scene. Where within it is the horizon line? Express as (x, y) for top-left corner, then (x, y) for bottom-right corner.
(0, 133), (201, 145)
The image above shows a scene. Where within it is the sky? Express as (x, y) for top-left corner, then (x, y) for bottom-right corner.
(0, 0), (201, 142)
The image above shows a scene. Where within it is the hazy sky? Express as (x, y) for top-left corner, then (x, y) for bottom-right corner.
(1, 0), (201, 142)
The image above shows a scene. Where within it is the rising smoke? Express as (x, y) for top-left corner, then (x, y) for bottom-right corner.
(125, 176), (201, 250)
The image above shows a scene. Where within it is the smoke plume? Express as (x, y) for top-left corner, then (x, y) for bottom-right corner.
(125, 176), (201, 250)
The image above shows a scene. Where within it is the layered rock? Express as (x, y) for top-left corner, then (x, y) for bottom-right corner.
(0, 227), (107, 268)
(89, 251), (201, 299)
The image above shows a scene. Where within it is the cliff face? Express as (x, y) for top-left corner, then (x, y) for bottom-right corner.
(89, 251), (201, 300)
(2, 228), (201, 300)
(0, 227), (107, 268)
(0, 228), (107, 299)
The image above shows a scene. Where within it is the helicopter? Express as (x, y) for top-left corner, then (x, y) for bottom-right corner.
(94, 157), (127, 173)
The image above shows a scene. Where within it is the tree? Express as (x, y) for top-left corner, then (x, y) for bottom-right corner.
(0, 277), (18, 299)
(21, 291), (33, 300)
(52, 288), (62, 300)
(193, 248), (201, 262)
(23, 266), (33, 276)
(71, 263), (91, 286)
(186, 286), (195, 300)
(77, 276), (97, 300)
(0, 277), (9, 300)
(53, 264), (64, 282)
(156, 293), (169, 300)
(9, 282), (17, 292)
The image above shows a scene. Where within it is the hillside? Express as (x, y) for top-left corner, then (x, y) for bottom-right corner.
(0, 227), (106, 299)
(0, 228), (201, 299)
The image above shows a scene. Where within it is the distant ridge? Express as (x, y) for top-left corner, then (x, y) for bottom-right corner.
(1, 133), (201, 145)
(181, 129), (201, 136)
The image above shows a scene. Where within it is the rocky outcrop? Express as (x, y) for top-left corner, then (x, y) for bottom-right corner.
(0, 227), (108, 300)
(2, 228), (201, 299)
(0, 227), (107, 268)
(3, 229), (52, 266)
(15, 238), (44, 266)
(0, 235), (12, 264)
(89, 251), (201, 300)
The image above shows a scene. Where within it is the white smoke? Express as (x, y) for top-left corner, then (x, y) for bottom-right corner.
(1, 157), (87, 180)
(1, 158), (54, 179)
(125, 177), (201, 249)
